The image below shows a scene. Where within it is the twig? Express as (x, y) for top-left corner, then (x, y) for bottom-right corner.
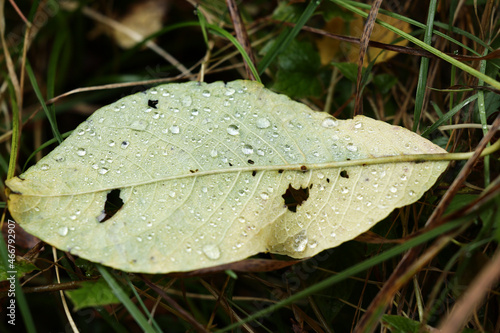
(140, 275), (209, 333)
(226, 0), (257, 81)
(354, 0), (382, 116)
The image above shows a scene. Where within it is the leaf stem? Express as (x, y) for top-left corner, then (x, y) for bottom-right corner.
(16, 139), (500, 197)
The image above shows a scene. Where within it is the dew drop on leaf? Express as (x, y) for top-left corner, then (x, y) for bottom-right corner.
(202, 243), (221, 260)
(256, 117), (271, 129)
(321, 117), (338, 128)
(170, 125), (180, 134)
(58, 227), (68, 237)
(242, 144), (254, 155)
(227, 124), (240, 135)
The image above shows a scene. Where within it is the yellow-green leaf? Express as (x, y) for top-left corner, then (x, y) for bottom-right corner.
(7, 80), (447, 273)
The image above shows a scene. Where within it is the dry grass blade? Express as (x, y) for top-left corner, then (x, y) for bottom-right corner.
(438, 248), (500, 332)
(354, 0), (383, 116)
(139, 275), (209, 333)
(226, 0), (257, 81)
(355, 113), (500, 332)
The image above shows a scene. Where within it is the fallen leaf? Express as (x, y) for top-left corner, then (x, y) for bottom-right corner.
(7, 80), (447, 273)
(111, 0), (169, 49)
(316, 13), (411, 66)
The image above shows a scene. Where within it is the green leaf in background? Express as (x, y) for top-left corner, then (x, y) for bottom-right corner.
(0, 258), (39, 281)
(382, 314), (421, 333)
(373, 73), (398, 95)
(65, 278), (121, 311)
(331, 61), (370, 83)
(7, 80), (448, 273)
(272, 40), (322, 98)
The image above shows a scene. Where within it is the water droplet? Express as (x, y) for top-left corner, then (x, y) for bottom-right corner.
(256, 118), (271, 129)
(98, 168), (109, 175)
(121, 141), (130, 149)
(227, 124), (240, 135)
(202, 90), (211, 97)
(242, 144), (253, 155)
(292, 230), (308, 252)
(202, 243), (221, 260)
(58, 227), (68, 236)
(170, 125), (180, 134)
(390, 186), (398, 193)
(77, 148), (86, 156)
(321, 117), (338, 128)
(130, 119), (148, 131)
(191, 108), (199, 116)
(341, 187), (349, 194)
(409, 190), (415, 196)
(108, 140), (115, 147)
(169, 191), (176, 198)
(260, 192), (269, 200)
(354, 121), (362, 129)
(201, 186), (208, 193)
(346, 143), (358, 152)
(225, 88), (236, 96)
(41, 164), (49, 171)
(210, 149), (218, 157)
(182, 96), (193, 106)
(400, 174), (407, 181)
(308, 240), (318, 248)
(330, 232), (336, 238)
(137, 237), (143, 242)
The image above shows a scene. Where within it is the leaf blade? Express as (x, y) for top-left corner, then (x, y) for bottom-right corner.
(7, 80), (448, 273)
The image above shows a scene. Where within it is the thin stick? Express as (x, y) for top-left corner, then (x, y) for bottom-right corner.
(226, 0), (257, 81)
(354, 0), (383, 116)
(52, 247), (80, 333)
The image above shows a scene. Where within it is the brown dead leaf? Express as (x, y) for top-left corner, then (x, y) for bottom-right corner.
(112, 0), (169, 49)
(317, 13), (411, 66)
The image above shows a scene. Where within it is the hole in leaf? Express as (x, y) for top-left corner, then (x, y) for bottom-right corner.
(340, 170), (349, 178)
(282, 184), (310, 213)
(148, 99), (159, 109)
(100, 189), (124, 223)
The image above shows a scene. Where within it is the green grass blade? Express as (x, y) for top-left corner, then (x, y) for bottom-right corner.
(207, 24), (261, 83)
(97, 265), (157, 333)
(216, 219), (464, 332)
(336, 0), (489, 55)
(413, 0), (438, 132)
(47, 28), (67, 101)
(477, 53), (490, 186)
(25, 61), (63, 144)
(6, 80), (20, 180)
(257, 0), (321, 74)
(124, 275), (162, 332)
(330, 0), (500, 90)
(421, 94), (478, 138)
(196, 7), (209, 47)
